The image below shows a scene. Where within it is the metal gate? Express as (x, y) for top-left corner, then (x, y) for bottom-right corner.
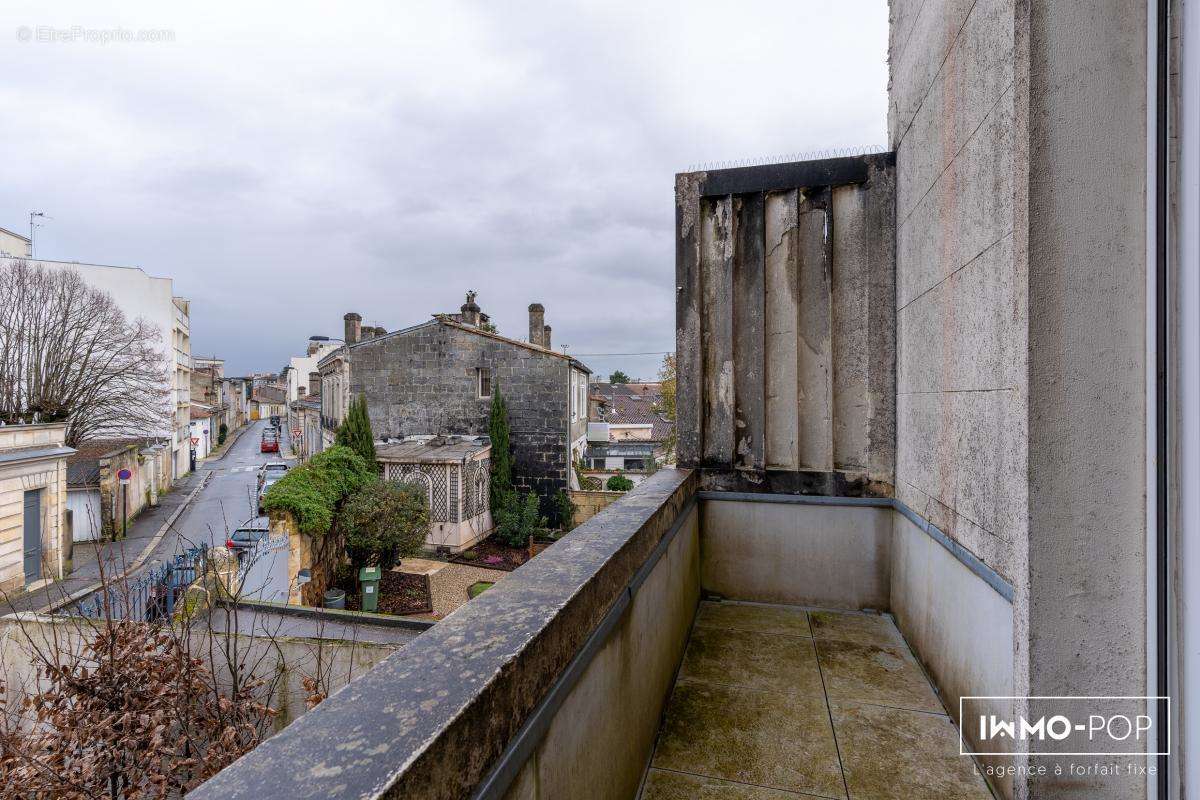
(69, 546), (209, 621)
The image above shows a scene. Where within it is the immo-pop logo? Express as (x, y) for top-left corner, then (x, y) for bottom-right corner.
(959, 697), (1170, 756)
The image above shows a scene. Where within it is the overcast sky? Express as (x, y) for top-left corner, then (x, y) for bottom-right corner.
(0, 1), (887, 379)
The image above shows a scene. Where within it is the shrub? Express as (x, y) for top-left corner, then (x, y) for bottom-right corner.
(260, 445), (375, 535)
(494, 491), (545, 548)
(488, 384), (514, 512)
(554, 488), (575, 531)
(336, 395), (377, 469)
(338, 479), (429, 570)
(218, 422), (228, 445)
(606, 474), (634, 492)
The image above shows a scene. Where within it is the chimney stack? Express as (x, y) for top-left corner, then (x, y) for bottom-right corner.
(361, 326), (375, 341)
(528, 303), (545, 347)
(344, 312), (361, 345)
(461, 291), (481, 327)
(309, 371), (321, 397)
(543, 325), (552, 349)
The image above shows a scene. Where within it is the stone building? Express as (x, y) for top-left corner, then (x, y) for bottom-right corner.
(0, 423), (73, 592)
(65, 437), (170, 542)
(318, 295), (591, 518)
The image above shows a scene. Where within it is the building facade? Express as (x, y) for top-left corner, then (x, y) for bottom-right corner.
(0, 423), (73, 592)
(0, 227), (31, 258)
(318, 298), (590, 517)
(585, 382), (672, 471)
(1, 257), (193, 481)
(65, 437), (169, 542)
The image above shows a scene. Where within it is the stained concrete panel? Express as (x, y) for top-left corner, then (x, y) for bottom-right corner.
(763, 190), (800, 470)
(890, 511), (1014, 796)
(888, 0), (978, 144)
(831, 185), (871, 471)
(894, 0), (1016, 220)
(525, 505), (700, 800)
(795, 192), (834, 471)
(700, 500), (890, 609)
(897, 232), (1021, 394)
(700, 198), (735, 464)
(894, 389), (1025, 578)
(896, 86), (1016, 308)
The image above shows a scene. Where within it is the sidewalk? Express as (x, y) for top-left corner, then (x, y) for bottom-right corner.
(198, 420), (253, 465)
(3, 470), (210, 614)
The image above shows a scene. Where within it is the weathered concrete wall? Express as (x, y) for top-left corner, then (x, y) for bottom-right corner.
(190, 470), (697, 800)
(890, 510), (1014, 797)
(675, 155), (896, 497)
(1023, 2), (1149, 796)
(889, 0), (1024, 587)
(504, 503), (699, 800)
(699, 499), (891, 610)
(891, 0), (1150, 796)
(345, 321), (575, 512)
(0, 612), (400, 729)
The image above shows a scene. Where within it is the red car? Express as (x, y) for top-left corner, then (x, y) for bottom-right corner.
(260, 432), (279, 453)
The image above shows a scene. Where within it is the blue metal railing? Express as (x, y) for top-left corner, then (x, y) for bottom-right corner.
(69, 546), (210, 621)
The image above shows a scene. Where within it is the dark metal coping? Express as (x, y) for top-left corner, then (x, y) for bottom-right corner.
(683, 152), (895, 197)
(697, 491), (1014, 603)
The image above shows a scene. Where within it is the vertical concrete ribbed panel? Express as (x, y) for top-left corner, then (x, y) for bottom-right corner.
(675, 153), (896, 496)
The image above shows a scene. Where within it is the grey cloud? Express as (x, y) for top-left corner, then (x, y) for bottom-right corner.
(0, 0), (887, 377)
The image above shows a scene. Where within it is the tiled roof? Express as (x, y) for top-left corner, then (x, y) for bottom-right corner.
(66, 437), (158, 487)
(594, 392), (674, 442)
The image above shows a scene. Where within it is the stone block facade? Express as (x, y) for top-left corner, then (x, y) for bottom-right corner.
(324, 319), (589, 519)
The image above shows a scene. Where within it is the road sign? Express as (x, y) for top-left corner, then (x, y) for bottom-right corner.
(190, 437), (200, 446)
(117, 467), (132, 485)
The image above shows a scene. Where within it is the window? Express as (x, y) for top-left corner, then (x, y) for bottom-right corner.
(477, 367), (492, 398)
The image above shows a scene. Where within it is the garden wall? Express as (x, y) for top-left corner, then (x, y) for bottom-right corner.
(568, 489), (623, 527)
(0, 611), (401, 728)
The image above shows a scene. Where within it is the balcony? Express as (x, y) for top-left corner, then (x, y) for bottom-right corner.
(192, 470), (1007, 800)
(191, 155), (1015, 800)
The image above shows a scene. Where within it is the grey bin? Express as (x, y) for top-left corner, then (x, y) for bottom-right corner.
(323, 588), (346, 610)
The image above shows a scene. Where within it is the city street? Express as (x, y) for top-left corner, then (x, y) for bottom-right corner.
(178, 418), (295, 603)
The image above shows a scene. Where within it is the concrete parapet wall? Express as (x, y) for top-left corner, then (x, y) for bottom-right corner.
(699, 494), (1014, 797)
(505, 502), (699, 800)
(0, 611), (400, 729)
(890, 511), (1014, 796)
(700, 498), (891, 610)
(191, 469), (699, 800)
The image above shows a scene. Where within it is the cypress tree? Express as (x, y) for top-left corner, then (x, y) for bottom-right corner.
(336, 395), (377, 469)
(488, 383), (514, 512)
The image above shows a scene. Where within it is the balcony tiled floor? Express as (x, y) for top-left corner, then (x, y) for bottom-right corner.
(639, 601), (995, 800)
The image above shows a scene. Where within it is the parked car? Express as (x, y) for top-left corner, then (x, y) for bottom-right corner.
(257, 462), (289, 488)
(269, 415), (280, 428)
(261, 431), (279, 453)
(225, 517), (271, 553)
(257, 473), (284, 513)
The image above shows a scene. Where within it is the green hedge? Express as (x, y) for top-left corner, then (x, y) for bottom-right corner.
(260, 445), (375, 535)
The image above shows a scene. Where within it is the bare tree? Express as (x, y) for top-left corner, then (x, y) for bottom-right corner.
(0, 260), (170, 446)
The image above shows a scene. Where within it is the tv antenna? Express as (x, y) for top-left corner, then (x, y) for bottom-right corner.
(29, 211), (51, 258)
